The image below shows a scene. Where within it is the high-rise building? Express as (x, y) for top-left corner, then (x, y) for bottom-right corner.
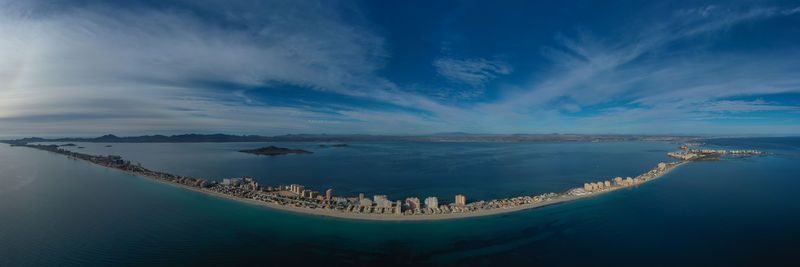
(290, 184), (304, 195)
(325, 188), (333, 200)
(424, 197), (438, 209)
(405, 197), (421, 210)
(455, 194), (466, 206)
(374, 195), (392, 207)
(395, 200), (402, 214)
(359, 193), (364, 201)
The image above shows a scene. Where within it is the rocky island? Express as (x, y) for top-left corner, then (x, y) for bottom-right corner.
(239, 146), (312, 156)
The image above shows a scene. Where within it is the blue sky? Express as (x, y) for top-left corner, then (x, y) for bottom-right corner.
(1, 0), (799, 137)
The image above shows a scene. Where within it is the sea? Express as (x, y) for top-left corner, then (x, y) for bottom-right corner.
(1, 138), (799, 266)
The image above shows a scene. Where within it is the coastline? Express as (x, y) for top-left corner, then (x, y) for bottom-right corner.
(60, 147), (688, 221)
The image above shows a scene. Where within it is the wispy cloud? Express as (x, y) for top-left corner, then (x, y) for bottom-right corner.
(472, 5), (800, 133)
(433, 57), (512, 87)
(697, 100), (800, 113)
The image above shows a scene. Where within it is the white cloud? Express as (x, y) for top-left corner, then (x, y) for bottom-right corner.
(697, 100), (800, 113)
(0, 0), (455, 135)
(480, 5), (800, 121)
(433, 57), (512, 87)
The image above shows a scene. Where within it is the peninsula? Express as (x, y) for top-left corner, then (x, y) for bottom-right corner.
(1, 140), (767, 221)
(239, 146), (312, 156)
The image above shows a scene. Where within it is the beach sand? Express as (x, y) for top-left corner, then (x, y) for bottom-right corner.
(72, 154), (687, 221)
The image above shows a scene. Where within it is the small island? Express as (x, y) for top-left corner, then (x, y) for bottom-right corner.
(239, 146), (312, 156)
(60, 143), (76, 147)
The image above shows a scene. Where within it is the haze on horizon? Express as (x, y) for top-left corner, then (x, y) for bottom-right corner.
(1, 0), (799, 138)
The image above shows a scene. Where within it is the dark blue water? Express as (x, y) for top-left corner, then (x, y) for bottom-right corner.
(1, 139), (799, 265)
(29, 141), (676, 202)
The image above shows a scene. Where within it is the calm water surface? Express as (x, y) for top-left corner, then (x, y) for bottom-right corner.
(1, 138), (799, 265)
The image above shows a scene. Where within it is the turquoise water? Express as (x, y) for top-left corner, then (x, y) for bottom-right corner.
(1, 139), (799, 265)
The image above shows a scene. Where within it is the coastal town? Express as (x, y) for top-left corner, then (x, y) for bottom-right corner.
(5, 141), (767, 220)
(667, 142), (767, 160)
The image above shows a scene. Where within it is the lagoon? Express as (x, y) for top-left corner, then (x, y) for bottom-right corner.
(1, 138), (799, 265)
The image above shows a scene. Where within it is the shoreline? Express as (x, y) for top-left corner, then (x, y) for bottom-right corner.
(58, 147), (688, 221)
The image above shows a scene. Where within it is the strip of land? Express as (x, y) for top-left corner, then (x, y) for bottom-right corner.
(1, 141), (764, 221)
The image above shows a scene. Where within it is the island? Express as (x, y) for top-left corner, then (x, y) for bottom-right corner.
(60, 143), (76, 147)
(0, 140), (769, 221)
(239, 146), (312, 156)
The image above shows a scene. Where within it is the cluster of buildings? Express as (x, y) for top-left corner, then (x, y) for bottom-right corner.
(670, 143), (765, 160)
(687, 148), (763, 155)
(575, 162), (675, 195)
(24, 144), (217, 189)
(668, 151), (698, 160)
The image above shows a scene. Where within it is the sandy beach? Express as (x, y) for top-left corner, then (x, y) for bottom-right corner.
(72, 153), (688, 221)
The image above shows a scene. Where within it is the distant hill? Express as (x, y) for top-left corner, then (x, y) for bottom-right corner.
(1, 133), (706, 145)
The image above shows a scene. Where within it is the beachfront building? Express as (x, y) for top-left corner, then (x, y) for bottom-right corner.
(405, 197), (421, 211)
(455, 194), (466, 206)
(425, 197), (438, 209)
(326, 188), (333, 200)
(395, 200), (402, 215)
(290, 184), (304, 195)
(374, 195), (392, 207)
(331, 196), (347, 204)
